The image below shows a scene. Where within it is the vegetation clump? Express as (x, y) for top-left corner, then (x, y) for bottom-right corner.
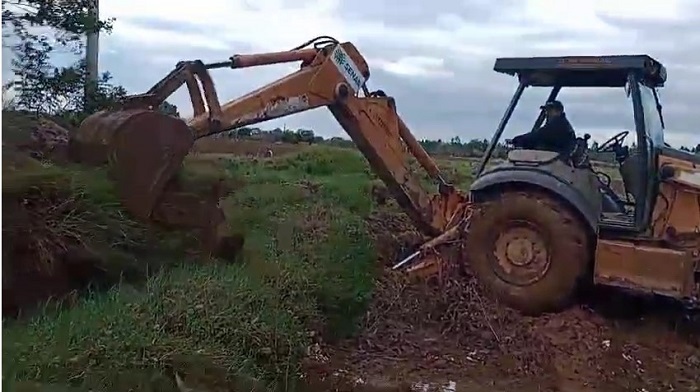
(3, 139), (379, 391)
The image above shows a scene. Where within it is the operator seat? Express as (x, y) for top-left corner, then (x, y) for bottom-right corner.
(569, 134), (628, 213)
(619, 151), (643, 203)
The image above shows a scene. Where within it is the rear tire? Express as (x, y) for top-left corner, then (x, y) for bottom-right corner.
(465, 190), (591, 315)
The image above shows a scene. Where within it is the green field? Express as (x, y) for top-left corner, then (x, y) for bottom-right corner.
(3, 145), (405, 391)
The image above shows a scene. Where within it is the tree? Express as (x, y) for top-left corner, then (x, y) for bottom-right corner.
(296, 128), (315, 144)
(2, 0), (113, 38)
(3, 0), (125, 120)
(236, 127), (253, 138)
(158, 101), (180, 117)
(281, 130), (299, 144)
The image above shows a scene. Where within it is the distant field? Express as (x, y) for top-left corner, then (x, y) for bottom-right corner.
(194, 137), (619, 166)
(191, 138), (624, 195)
(192, 138), (308, 157)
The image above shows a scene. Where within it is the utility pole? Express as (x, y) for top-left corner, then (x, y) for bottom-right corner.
(84, 0), (99, 112)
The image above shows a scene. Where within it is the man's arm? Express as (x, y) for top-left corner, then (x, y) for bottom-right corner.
(512, 123), (554, 147)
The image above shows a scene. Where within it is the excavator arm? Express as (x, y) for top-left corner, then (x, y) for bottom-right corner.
(69, 37), (470, 270)
(183, 40), (467, 236)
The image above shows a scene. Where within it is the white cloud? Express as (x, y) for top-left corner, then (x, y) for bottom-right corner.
(102, 0), (354, 52)
(109, 21), (230, 51)
(4, 0), (695, 146)
(101, 0), (699, 74)
(521, 0), (620, 34)
(370, 56), (453, 78)
(104, 0), (625, 65)
(593, 0), (686, 21)
(523, 0), (686, 32)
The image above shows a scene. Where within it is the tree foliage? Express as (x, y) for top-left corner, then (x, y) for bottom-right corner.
(158, 101), (180, 117)
(2, 0), (112, 38)
(2, 0), (128, 121)
(2, 0), (128, 123)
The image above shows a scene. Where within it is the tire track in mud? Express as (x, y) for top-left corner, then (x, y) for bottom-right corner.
(302, 205), (700, 392)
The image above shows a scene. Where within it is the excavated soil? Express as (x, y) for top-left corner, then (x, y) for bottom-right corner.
(2, 116), (247, 319)
(302, 204), (700, 392)
(2, 166), (109, 318)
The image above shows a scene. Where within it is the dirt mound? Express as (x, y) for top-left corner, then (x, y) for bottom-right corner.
(2, 115), (119, 317)
(3, 113), (72, 162)
(332, 269), (559, 390)
(365, 202), (424, 266)
(310, 206), (700, 391)
(2, 167), (108, 317)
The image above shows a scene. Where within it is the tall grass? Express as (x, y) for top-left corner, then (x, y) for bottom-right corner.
(3, 146), (379, 391)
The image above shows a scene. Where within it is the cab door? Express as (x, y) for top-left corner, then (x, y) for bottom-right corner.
(629, 76), (665, 231)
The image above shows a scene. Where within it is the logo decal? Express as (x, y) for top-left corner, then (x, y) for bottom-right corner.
(330, 45), (365, 94)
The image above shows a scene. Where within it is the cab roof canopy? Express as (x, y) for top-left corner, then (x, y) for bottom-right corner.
(493, 55), (666, 88)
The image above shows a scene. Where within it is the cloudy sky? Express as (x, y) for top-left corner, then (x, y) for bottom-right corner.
(4, 0), (700, 148)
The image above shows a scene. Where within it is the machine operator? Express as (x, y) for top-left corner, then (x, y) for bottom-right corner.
(507, 100), (577, 154)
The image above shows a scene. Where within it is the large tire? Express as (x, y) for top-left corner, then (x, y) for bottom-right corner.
(465, 190), (591, 315)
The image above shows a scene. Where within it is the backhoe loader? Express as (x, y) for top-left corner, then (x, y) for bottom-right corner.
(68, 37), (699, 315)
(463, 55), (699, 314)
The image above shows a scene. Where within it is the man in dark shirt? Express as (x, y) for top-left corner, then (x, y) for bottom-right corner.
(508, 100), (577, 154)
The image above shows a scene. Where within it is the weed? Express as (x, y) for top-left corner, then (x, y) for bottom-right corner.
(4, 146), (378, 391)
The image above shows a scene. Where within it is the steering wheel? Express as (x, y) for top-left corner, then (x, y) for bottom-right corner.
(596, 131), (629, 153)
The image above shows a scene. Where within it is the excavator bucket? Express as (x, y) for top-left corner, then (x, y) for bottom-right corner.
(70, 109), (194, 220)
(68, 60), (232, 256)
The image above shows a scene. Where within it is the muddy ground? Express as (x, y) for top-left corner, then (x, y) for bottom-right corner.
(301, 207), (700, 392)
(5, 129), (699, 392)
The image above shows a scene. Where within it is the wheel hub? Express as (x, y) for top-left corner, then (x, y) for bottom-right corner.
(493, 224), (550, 286)
(505, 238), (535, 266)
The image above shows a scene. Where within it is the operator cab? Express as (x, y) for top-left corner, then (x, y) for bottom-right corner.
(474, 55), (669, 233)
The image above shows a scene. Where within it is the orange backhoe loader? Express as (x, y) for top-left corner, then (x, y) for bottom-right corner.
(69, 37), (699, 315)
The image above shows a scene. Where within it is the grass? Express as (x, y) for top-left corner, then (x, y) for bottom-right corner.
(2, 118), (624, 391)
(3, 146), (379, 391)
(2, 152), (158, 281)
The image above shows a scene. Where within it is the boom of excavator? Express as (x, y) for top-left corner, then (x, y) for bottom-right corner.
(68, 37), (470, 272)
